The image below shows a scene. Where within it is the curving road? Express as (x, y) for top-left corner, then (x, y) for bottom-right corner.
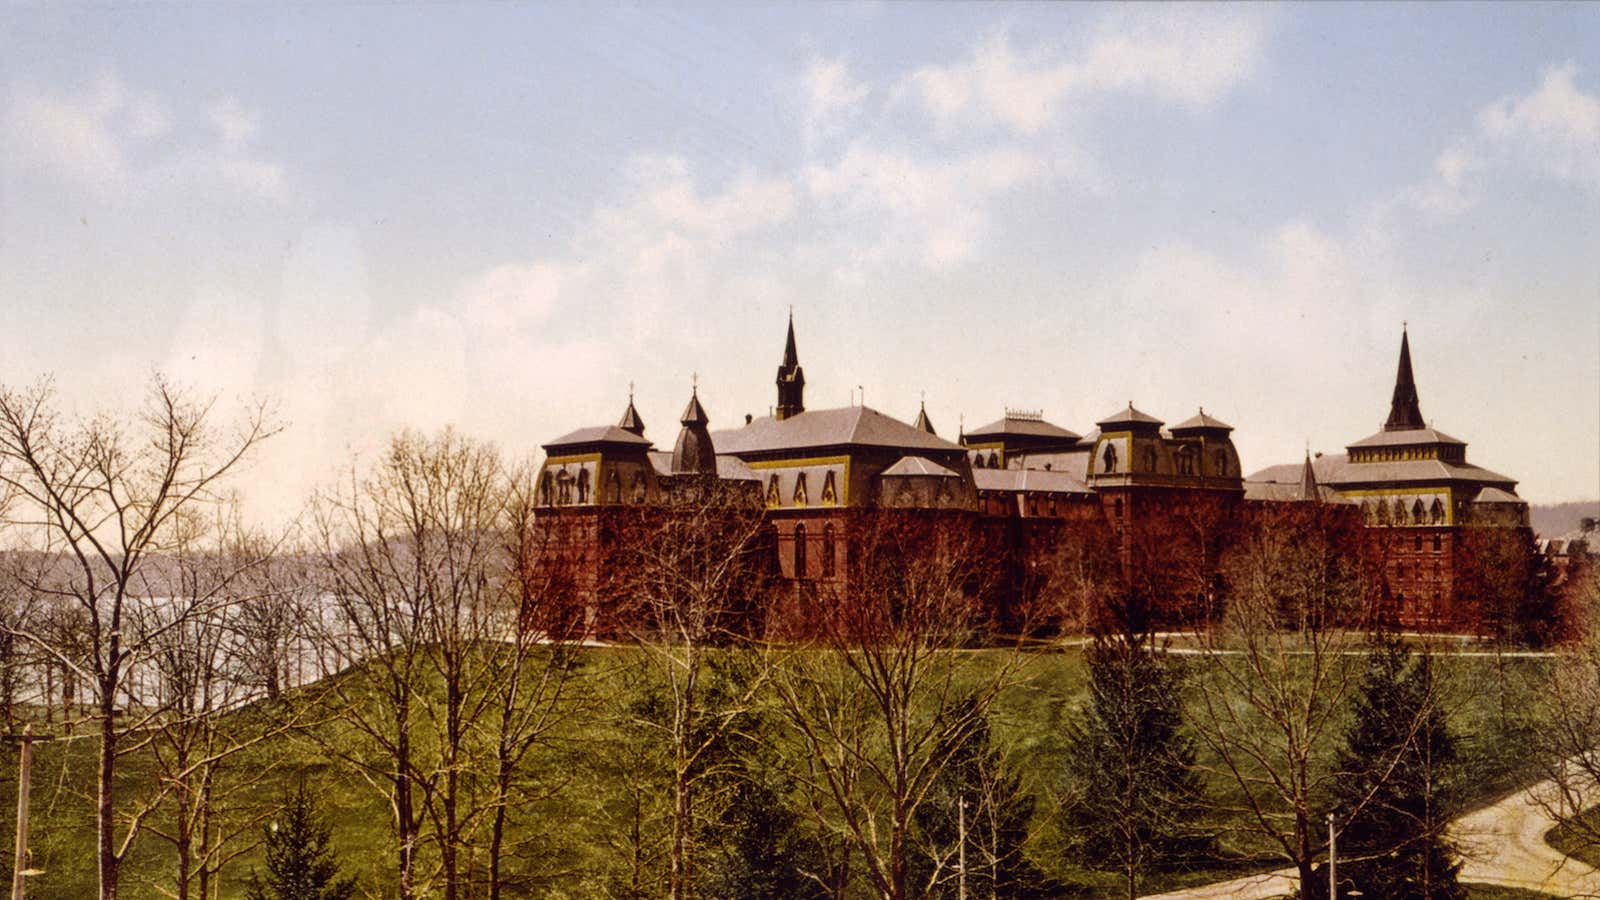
(1141, 773), (1600, 900)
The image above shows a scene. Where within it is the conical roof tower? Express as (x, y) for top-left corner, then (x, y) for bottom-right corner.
(617, 386), (645, 436)
(913, 398), (937, 436)
(1384, 327), (1426, 431)
(672, 385), (717, 474)
(776, 311), (805, 421)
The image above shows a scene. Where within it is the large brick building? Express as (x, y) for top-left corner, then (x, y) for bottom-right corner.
(533, 317), (1534, 635)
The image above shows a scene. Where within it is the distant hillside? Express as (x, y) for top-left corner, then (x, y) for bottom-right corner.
(1531, 501), (1600, 538)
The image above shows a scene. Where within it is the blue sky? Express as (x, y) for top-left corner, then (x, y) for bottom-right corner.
(1, 2), (1596, 520)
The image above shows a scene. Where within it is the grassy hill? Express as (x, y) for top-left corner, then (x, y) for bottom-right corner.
(0, 645), (1557, 899)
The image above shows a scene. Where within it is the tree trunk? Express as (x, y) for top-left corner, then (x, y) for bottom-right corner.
(396, 724), (416, 900)
(97, 677), (119, 900)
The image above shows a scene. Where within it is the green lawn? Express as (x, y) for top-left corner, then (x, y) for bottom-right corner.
(0, 645), (1558, 899)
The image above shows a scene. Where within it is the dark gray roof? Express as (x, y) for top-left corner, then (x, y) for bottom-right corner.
(1096, 404), (1164, 429)
(965, 414), (1080, 442)
(1248, 453), (1517, 489)
(972, 468), (1091, 494)
(1473, 487), (1524, 504)
(648, 451), (759, 481)
(713, 406), (965, 456)
(881, 456), (960, 478)
(1348, 427), (1467, 449)
(1242, 481), (1352, 504)
(1171, 410), (1233, 432)
(544, 425), (653, 451)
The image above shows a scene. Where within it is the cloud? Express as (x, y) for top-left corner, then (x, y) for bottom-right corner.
(803, 141), (1094, 270)
(3, 73), (291, 203)
(802, 57), (870, 144)
(1477, 63), (1600, 190)
(904, 10), (1268, 135)
(1407, 64), (1600, 213)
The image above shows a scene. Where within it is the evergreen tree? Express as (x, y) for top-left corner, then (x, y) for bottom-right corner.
(704, 773), (830, 900)
(1330, 641), (1464, 900)
(244, 782), (357, 900)
(913, 698), (1062, 898)
(1059, 593), (1207, 900)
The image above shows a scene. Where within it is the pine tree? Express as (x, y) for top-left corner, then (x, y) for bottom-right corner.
(1330, 641), (1464, 900)
(245, 782), (357, 900)
(1059, 593), (1207, 900)
(911, 697), (1062, 898)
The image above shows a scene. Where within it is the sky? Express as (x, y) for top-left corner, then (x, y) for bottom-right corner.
(1, 2), (1596, 523)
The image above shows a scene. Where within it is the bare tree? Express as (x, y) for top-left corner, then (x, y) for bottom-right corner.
(615, 476), (774, 900)
(0, 377), (277, 900)
(1184, 505), (1371, 895)
(768, 512), (1026, 900)
(307, 428), (517, 900)
(1532, 561), (1600, 860)
(140, 518), (311, 900)
(479, 460), (591, 900)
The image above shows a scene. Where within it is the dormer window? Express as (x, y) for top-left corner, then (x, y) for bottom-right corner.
(793, 472), (808, 506)
(767, 474), (781, 508)
(821, 471), (838, 505)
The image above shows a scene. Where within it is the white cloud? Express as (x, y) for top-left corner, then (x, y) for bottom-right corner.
(802, 57), (870, 143)
(3, 73), (291, 203)
(905, 10), (1268, 135)
(803, 141), (1091, 270)
(1407, 64), (1600, 214)
(1477, 63), (1600, 190)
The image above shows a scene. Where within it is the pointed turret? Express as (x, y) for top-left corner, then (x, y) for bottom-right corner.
(913, 399), (937, 436)
(1384, 327), (1426, 432)
(617, 387), (645, 436)
(672, 386), (717, 474)
(1299, 451), (1319, 502)
(775, 311), (805, 421)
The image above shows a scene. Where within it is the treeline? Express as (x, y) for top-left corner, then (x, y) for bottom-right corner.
(0, 377), (1596, 900)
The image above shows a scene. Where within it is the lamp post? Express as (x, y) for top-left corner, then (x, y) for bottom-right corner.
(1327, 812), (1336, 900)
(6, 725), (53, 899)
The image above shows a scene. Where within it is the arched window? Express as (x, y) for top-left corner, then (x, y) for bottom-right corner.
(1431, 498), (1445, 524)
(767, 475), (781, 507)
(1414, 534), (1423, 551)
(556, 471), (572, 505)
(822, 523), (836, 577)
(1412, 498), (1425, 525)
(1391, 498), (1406, 525)
(576, 468), (590, 504)
(988, 451), (1000, 468)
(794, 523), (808, 579)
(1214, 449), (1227, 474)
(1433, 534), (1442, 551)
(1177, 447), (1195, 475)
(821, 471), (838, 505)
(631, 472), (647, 503)
(1102, 444), (1118, 473)
(1143, 446), (1157, 472)
(793, 472), (808, 506)
(606, 470), (621, 504)
(540, 471), (552, 506)
(972, 454), (984, 469)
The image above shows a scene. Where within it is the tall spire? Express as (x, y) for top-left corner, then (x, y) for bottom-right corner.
(775, 310), (806, 421)
(617, 382), (645, 436)
(1384, 325), (1426, 432)
(1299, 449), (1320, 502)
(913, 397), (937, 436)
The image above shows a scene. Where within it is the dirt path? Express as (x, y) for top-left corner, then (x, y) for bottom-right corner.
(1141, 773), (1600, 900)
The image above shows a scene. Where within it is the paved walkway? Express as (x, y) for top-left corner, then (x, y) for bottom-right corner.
(1141, 772), (1600, 899)
(1452, 775), (1600, 897)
